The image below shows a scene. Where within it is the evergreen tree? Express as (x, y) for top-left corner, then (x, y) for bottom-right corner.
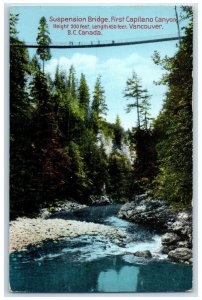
(36, 16), (52, 73)
(67, 65), (77, 98)
(67, 141), (89, 200)
(30, 70), (70, 206)
(10, 14), (35, 218)
(88, 142), (109, 196)
(78, 73), (90, 120)
(124, 72), (155, 192)
(53, 65), (67, 118)
(124, 72), (147, 128)
(130, 127), (157, 192)
(66, 66), (83, 142)
(140, 91), (152, 130)
(52, 66), (71, 144)
(108, 152), (132, 201)
(30, 55), (41, 75)
(54, 66), (81, 144)
(11, 14), (145, 215)
(91, 76), (108, 134)
(10, 13), (19, 38)
(113, 115), (124, 149)
(152, 7), (193, 208)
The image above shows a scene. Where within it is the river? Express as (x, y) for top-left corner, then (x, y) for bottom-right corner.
(10, 204), (192, 293)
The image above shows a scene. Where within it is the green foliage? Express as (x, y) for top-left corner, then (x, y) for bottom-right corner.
(91, 76), (108, 134)
(10, 14), (134, 219)
(10, 11), (192, 218)
(82, 135), (109, 197)
(29, 70), (71, 207)
(30, 55), (41, 74)
(140, 93), (152, 130)
(10, 15), (35, 218)
(78, 73), (90, 120)
(124, 72), (156, 194)
(152, 8), (193, 208)
(129, 128), (157, 193)
(36, 16), (52, 72)
(52, 66), (67, 117)
(67, 142), (90, 200)
(67, 66), (77, 98)
(10, 13), (19, 38)
(108, 152), (132, 201)
(124, 72), (151, 129)
(113, 115), (124, 149)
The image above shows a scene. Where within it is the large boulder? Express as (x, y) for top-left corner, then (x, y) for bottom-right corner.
(177, 240), (190, 248)
(118, 201), (137, 218)
(161, 245), (176, 254)
(118, 196), (192, 264)
(161, 232), (183, 254)
(168, 211), (192, 244)
(118, 199), (176, 230)
(133, 250), (152, 258)
(161, 233), (180, 245)
(168, 248), (192, 263)
(90, 195), (111, 206)
(131, 191), (153, 203)
(39, 201), (87, 218)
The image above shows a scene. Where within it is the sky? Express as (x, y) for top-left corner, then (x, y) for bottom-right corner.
(10, 5), (187, 129)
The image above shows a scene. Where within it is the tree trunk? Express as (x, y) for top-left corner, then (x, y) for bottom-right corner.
(145, 112), (148, 129)
(136, 96), (140, 128)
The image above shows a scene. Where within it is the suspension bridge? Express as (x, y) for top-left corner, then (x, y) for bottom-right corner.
(11, 34), (183, 49)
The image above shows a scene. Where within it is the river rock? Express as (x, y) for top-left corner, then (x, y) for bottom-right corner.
(161, 245), (176, 254)
(168, 248), (192, 263)
(118, 196), (192, 264)
(161, 233), (180, 245)
(177, 240), (190, 248)
(131, 191), (153, 203)
(39, 208), (51, 219)
(168, 211), (192, 241)
(39, 201), (87, 218)
(90, 195), (112, 206)
(118, 199), (176, 230)
(133, 250), (152, 258)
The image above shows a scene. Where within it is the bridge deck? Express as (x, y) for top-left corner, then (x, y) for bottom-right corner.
(11, 36), (182, 49)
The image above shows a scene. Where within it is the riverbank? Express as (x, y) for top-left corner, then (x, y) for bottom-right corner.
(9, 197), (192, 265)
(10, 202), (193, 293)
(9, 217), (126, 253)
(118, 195), (192, 264)
(38, 200), (87, 218)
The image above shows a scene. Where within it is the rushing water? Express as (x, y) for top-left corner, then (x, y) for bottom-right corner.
(10, 205), (192, 293)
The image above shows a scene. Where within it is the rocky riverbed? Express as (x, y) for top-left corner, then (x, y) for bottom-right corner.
(10, 202), (193, 293)
(118, 195), (192, 264)
(9, 217), (126, 253)
(39, 201), (87, 218)
(9, 197), (193, 265)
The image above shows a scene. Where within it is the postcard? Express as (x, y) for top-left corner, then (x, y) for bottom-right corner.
(9, 5), (193, 293)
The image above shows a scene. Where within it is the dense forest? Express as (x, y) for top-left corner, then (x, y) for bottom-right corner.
(10, 8), (193, 219)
